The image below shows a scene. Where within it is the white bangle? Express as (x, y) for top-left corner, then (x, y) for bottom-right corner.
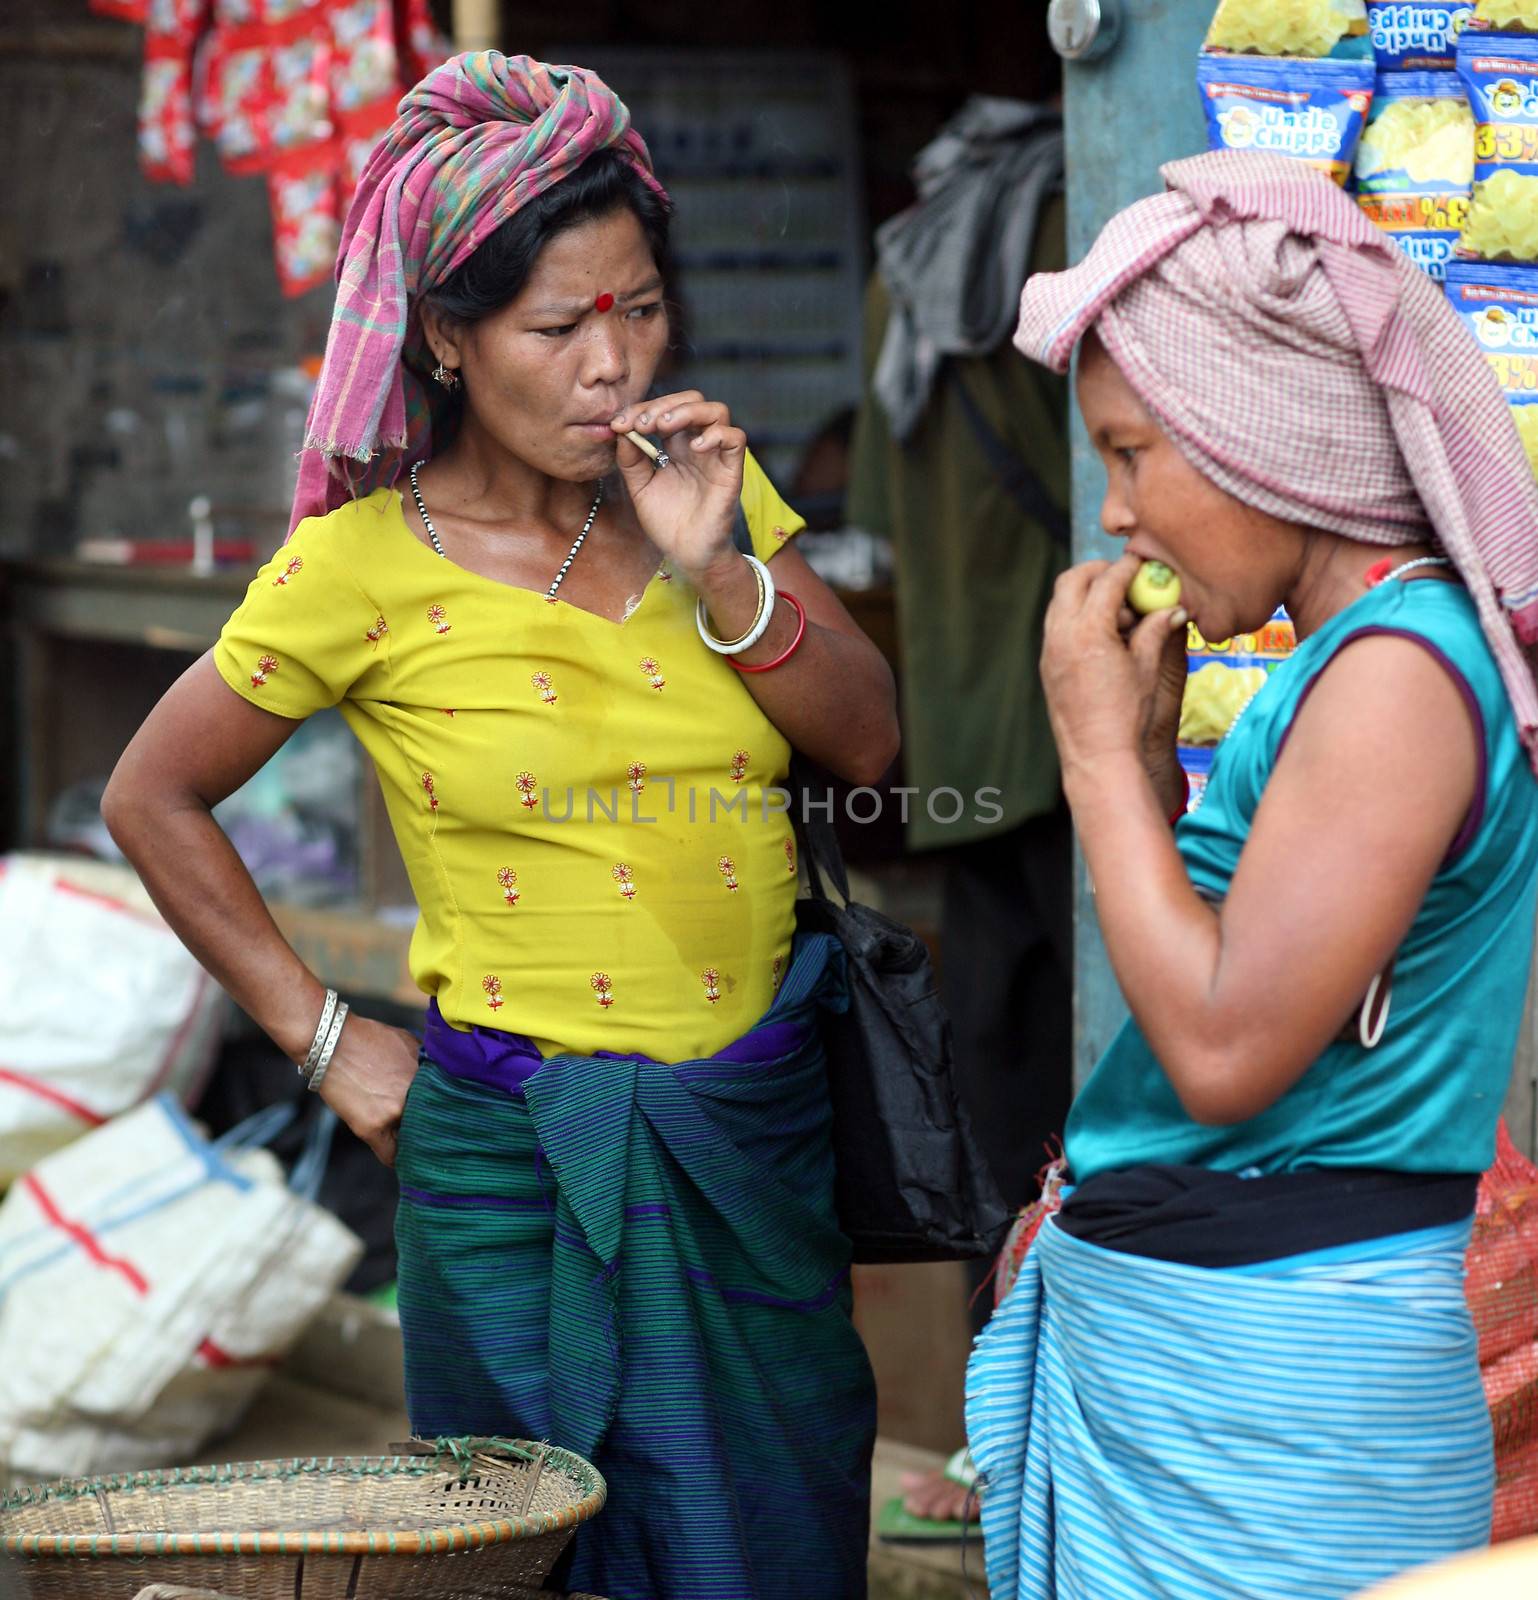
(300, 988), (338, 1077)
(696, 553), (777, 656)
(306, 1001), (349, 1094)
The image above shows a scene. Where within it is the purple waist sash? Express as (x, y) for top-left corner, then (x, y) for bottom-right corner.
(422, 998), (809, 1097)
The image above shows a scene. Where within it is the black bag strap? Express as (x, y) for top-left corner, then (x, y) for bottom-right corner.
(944, 361), (1070, 547)
(801, 807), (851, 906)
(789, 758), (851, 906)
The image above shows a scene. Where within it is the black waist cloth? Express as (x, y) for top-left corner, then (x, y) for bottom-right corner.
(1055, 1163), (1479, 1269)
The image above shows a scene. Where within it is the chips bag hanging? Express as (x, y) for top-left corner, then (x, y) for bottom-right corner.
(1445, 262), (1538, 475)
(1198, 55), (1375, 183)
(1205, 0), (1371, 57)
(1457, 35), (1538, 260)
(1175, 611), (1297, 810)
(1355, 71), (1475, 278)
(1179, 664), (1271, 746)
(1471, 0), (1538, 31)
(1366, 3), (1476, 70)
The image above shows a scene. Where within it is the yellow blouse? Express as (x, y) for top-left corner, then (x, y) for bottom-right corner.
(214, 454), (806, 1060)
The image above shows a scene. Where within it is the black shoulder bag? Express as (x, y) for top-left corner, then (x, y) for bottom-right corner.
(794, 792), (1010, 1265)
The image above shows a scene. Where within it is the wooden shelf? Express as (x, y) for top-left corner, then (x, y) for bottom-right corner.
(4, 558), (249, 652)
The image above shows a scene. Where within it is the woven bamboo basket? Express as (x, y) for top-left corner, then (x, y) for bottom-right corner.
(0, 1438), (605, 1600)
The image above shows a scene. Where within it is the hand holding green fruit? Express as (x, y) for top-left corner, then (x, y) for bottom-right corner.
(1042, 553), (1190, 788)
(1127, 560), (1183, 616)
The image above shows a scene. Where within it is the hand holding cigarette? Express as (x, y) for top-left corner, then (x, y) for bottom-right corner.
(609, 393), (747, 582)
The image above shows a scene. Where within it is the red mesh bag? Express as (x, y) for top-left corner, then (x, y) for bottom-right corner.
(1468, 1119), (1538, 1543)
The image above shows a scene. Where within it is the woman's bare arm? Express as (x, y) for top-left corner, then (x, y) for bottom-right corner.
(692, 540), (901, 786)
(104, 653), (320, 1054)
(1069, 637), (1475, 1124)
(1043, 557), (1477, 1126)
(102, 654), (419, 1161)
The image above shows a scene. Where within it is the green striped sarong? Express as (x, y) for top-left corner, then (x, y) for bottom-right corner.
(394, 933), (876, 1598)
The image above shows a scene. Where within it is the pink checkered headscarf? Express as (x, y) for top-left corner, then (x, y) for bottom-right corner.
(1016, 149), (1538, 768)
(291, 51), (667, 532)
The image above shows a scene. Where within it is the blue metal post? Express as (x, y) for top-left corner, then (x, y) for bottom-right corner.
(1062, 1), (1212, 1083)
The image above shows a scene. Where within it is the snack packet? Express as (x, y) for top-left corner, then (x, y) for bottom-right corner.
(1458, 34), (1538, 260)
(1179, 664), (1271, 746)
(1444, 261), (1538, 474)
(1366, 3), (1474, 70)
(1355, 71), (1475, 278)
(1206, 0), (1371, 58)
(1198, 54), (1376, 183)
(1175, 611), (1296, 811)
(1470, 0), (1538, 32)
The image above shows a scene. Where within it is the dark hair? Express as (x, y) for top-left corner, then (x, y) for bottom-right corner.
(425, 150), (673, 324)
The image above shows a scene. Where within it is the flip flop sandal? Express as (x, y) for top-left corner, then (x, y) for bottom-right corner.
(874, 1448), (980, 1544)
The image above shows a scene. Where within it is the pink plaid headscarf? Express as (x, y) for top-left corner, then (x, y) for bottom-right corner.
(1016, 149), (1538, 769)
(290, 51), (667, 533)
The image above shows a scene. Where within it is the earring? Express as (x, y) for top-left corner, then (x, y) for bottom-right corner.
(432, 361), (460, 391)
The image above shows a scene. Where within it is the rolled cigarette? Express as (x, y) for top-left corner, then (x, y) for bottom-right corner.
(625, 430), (668, 465)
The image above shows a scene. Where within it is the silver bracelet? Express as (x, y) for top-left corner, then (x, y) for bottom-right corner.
(300, 988), (339, 1078)
(306, 1001), (349, 1095)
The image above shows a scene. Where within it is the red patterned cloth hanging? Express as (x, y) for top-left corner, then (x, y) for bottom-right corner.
(138, 0), (209, 184)
(127, 0), (447, 295)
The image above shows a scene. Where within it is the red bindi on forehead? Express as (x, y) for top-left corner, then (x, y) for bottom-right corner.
(594, 292), (615, 313)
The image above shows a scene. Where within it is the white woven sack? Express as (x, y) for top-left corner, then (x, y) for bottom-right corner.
(0, 856), (226, 1184)
(0, 1097), (362, 1477)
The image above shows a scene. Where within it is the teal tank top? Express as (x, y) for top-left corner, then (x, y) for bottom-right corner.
(1066, 579), (1538, 1182)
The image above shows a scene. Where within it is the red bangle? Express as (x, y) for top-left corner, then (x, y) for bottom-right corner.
(730, 591), (807, 673)
(1167, 765), (1190, 828)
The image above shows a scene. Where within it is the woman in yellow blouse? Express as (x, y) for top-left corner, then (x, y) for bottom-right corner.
(212, 453), (819, 1064)
(104, 54), (897, 1600)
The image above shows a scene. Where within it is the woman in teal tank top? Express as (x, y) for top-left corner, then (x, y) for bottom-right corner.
(1068, 574), (1538, 1183)
(964, 153), (1538, 1600)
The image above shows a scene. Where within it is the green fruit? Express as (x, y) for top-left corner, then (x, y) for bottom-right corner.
(1127, 560), (1182, 616)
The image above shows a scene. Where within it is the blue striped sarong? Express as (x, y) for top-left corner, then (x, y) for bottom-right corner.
(394, 932), (876, 1600)
(966, 1212), (1493, 1599)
